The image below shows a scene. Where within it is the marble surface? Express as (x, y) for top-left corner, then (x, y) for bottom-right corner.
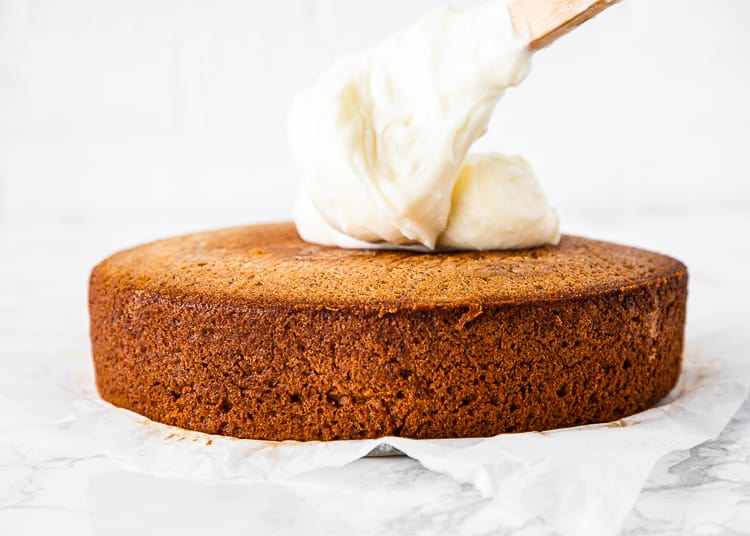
(1, 209), (749, 536)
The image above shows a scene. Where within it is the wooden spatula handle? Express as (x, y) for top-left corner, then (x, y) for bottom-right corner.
(509, 0), (622, 51)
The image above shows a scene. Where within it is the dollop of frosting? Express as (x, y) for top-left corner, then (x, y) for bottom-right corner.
(288, 0), (559, 250)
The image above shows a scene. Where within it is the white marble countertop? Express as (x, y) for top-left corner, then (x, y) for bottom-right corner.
(1, 209), (749, 535)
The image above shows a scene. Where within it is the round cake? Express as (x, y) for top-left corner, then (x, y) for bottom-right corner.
(89, 223), (687, 441)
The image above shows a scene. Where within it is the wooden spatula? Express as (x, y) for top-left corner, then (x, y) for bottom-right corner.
(509, 0), (622, 50)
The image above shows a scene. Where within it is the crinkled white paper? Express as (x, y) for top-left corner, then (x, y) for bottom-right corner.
(6, 349), (750, 536)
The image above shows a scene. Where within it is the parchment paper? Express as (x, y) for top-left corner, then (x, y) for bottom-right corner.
(7, 349), (749, 535)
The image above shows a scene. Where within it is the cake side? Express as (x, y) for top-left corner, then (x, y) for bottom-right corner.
(89, 224), (687, 441)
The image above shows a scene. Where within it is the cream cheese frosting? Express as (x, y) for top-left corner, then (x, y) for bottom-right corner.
(288, 0), (559, 251)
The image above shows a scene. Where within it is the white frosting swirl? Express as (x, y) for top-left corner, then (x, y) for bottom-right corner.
(288, 0), (559, 250)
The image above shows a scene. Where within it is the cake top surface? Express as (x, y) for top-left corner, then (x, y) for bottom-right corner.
(94, 223), (686, 308)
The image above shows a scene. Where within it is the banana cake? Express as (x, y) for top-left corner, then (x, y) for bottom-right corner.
(89, 223), (687, 441)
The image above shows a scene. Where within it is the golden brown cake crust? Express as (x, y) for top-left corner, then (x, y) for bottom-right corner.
(89, 223), (688, 441)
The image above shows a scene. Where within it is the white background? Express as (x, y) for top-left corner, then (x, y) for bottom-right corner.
(1, 0), (748, 244)
(2, 3), (750, 534)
